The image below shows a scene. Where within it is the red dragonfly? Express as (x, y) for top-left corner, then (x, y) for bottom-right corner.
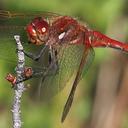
(1, 10), (128, 122)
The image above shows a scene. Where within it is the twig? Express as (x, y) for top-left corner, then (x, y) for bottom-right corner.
(11, 35), (25, 128)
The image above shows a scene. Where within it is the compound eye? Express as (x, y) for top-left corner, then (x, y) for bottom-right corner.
(26, 25), (37, 36)
(32, 17), (49, 34)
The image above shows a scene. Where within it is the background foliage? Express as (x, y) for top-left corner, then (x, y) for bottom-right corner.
(0, 0), (128, 128)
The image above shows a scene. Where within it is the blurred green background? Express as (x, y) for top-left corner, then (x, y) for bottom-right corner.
(0, 0), (128, 128)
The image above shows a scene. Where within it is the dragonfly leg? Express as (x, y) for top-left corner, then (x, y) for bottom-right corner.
(7, 45), (59, 86)
(33, 51), (59, 79)
(48, 47), (59, 75)
(24, 45), (48, 61)
(15, 48), (59, 84)
(32, 47), (59, 80)
(14, 67), (44, 84)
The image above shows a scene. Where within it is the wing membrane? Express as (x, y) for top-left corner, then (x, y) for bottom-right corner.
(0, 10), (59, 18)
(0, 10), (60, 40)
(0, 10), (60, 63)
(61, 47), (94, 122)
(38, 44), (85, 101)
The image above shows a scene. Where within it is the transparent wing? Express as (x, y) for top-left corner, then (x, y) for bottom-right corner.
(0, 10), (60, 18)
(37, 44), (94, 102)
(0, 38), (46, 66)
(0, 10), (60, 39)
(0, 10), (60, 64)
(61, 47), (95, 122)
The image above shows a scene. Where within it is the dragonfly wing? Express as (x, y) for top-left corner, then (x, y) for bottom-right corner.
(0, 40), (48, 80)
(61, 47), (95, 122)
(37, 44), (94, 103)
(0, 10), (60, 45)
(0, 10), (60, 63)
(37, 44), (85, 100)
(0, 10), (60, 19)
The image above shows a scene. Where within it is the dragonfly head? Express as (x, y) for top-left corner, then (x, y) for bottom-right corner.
(26, 17), (49, 45)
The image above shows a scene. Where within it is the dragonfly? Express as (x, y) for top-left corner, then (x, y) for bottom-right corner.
(1, 10), (128, 123)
